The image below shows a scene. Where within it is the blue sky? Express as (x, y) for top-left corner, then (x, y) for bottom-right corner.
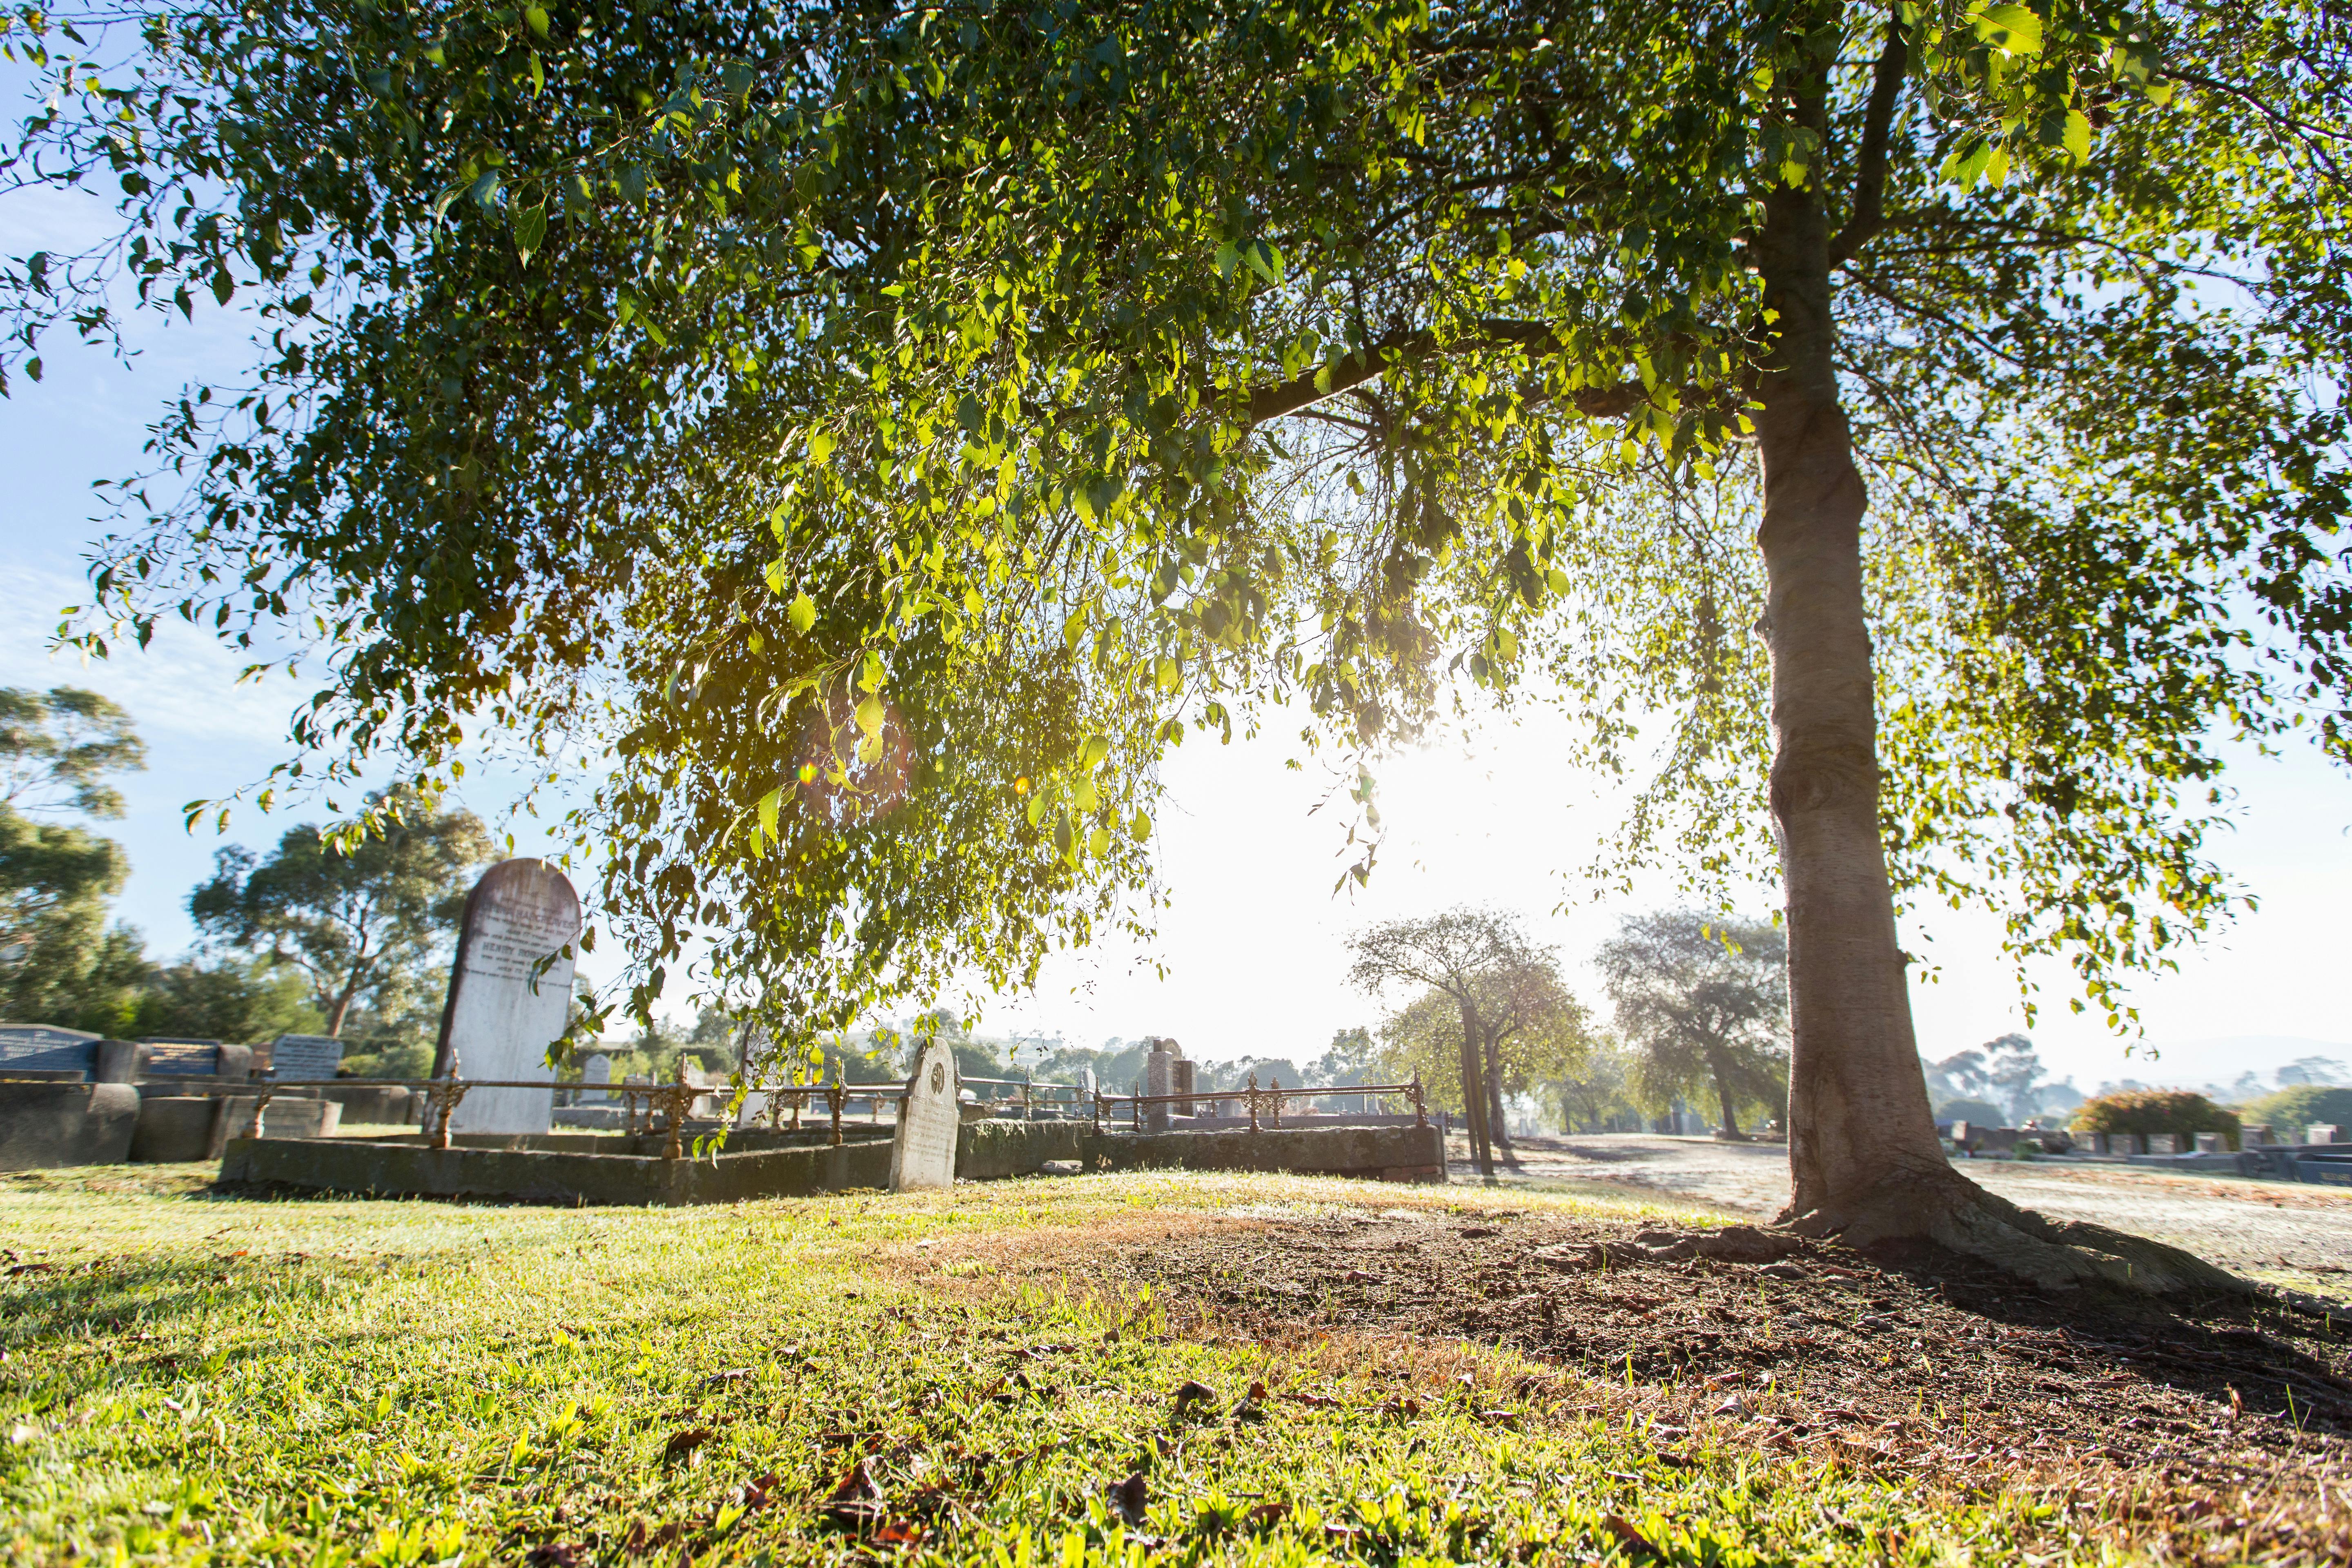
(5, 181), (2349, 1092)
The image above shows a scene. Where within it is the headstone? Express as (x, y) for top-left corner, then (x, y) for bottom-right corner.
(0, 1024), (102, 1078)
(2194, 1131), (2226, 1154)
(270, 1033), (343, 1081)
(582, 1054), (612, 1102)
(890, 1037), (959, 1190)
(2075, 1131), (2104, 1155)
(1948, 1120), (1973, 1149)
(2145, 1132), (2181, 1156)
(1144, 1038), (1183, 1133)
(1172, 1059), (1197, 1117)
(2108, 1131), (2144, 1156)
(2309, 1124), (2341, 1146)
(2243, 1123), (2275, 1147)
(140, 1037), (225, 1076)
(435, 859), (583, 1136)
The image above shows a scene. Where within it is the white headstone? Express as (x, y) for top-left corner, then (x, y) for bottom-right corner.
(581, 1053), (612, 1102)
(890, 1038), (960, 1191)
(271, 1033), (344, 1081)
(437, 859), (582, 1135)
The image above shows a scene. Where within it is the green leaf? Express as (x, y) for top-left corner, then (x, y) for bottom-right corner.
(1245, 239), (1283, 285)
(808, 430), (835, 462)
(757, 787), (781, 842)
(1088, 826), (1111, 857)
(854, 693), (884, 736)
(511, 202), (547, 265)
(524, 4), (550, 38)
(788, 590), (816, 635)
(2062, 107), (2091, 163)
(1974, 4), (2044, 55)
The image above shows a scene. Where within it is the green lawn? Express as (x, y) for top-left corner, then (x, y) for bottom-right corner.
(0, 1166), (2296, 1564)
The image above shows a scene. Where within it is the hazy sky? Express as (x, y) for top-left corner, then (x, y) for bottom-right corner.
(5, 182), (2348, 1094)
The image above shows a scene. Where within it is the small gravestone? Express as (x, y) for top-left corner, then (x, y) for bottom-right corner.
(2194, 1131), (2226, 1154)
(2309, 1124), (2341, 1146)
(2243, 1123), (2275, 1147)
(271, 1033), (343, 1081)
(0, 1024), (101, 1078)
(142, 1038), (224, 1076)
(435, 859), (583, 1136)
(581, 1054), (612, 1102)
(2145, 1132), (2181, 1156)
(890, 1037), (960, 1191)
(1172, 1058), (1197, 1117)
(2078, 1131), (2106, 1156)
(2107, 1131), (2142, 1156)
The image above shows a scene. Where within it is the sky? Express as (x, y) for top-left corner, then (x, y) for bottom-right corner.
(5, 177), (2350, 1097)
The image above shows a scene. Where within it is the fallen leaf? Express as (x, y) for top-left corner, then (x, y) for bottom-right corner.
(664, 1427), (712, 1461)
(704, 1367), (751, 1387)
(1476, 1409), (1521, 1428)
(1249, 1501), (1290, 1527)
(1109, 1470), (1148, 1523)
(823, 1459), (885, 1526)
(1602, 1513), (1659, 1559)
(1172, 1379), (1218, 1410)
(1278, 1390), (1340, 1409)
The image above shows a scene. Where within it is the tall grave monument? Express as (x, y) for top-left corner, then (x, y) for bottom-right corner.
(890, 1037), (960, 1191)
(431, 859), (582, 1136)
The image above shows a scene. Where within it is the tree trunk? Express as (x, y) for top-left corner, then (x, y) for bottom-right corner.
(326, 981), (359, 1037)
(1748, 58), (2245, 1297)
(1708, 1052), (1743, 1140)
(1454, 999), (1494, 1178)
(1483, 1027), (1515, 1156)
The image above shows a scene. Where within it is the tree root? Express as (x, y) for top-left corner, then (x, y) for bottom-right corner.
(1777, 1167), (2250, 1296)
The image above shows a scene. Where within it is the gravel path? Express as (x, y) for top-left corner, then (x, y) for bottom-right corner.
(1454, 1132), (2352, 1295)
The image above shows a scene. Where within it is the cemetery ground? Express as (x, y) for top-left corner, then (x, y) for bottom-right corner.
(4, 1168), (2351, 1566)
(1463, 1134), (2352, 1301)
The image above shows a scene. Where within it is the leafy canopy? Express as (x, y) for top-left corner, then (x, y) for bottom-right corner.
(4, 0), (2348, 1040)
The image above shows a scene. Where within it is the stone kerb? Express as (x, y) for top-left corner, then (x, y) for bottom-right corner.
(890, 1038), (960, 1191)
(434, 858), (582, 1136)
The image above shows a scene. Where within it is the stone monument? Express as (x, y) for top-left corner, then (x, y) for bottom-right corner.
(432, 859), (583, 1136)
(890, 1037), (960, 1191)
(581, 1054), (612, 1102)
(1144, 1037), (1184, 1133)
(271, 1033), (344, 1080)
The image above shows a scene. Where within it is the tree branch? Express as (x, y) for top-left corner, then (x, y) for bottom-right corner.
(1830, 10), (1909, 268)
(1245, 320), (1646, 426)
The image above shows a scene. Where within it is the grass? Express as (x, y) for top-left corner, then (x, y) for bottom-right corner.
(0, 1164), (2323, 1565)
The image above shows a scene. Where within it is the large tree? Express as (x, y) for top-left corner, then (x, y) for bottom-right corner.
(1597, 911), (1791, 1140)
(5, 0), (2344, 1287)
(190, 785), (493, 1034)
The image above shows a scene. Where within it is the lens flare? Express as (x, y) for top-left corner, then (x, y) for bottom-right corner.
(796, 762), (818, 785)
(1013, 775), (1030, 795)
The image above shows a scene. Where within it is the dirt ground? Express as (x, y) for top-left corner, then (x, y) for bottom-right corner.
(1104, 1205), (2352, 1561)
(1462, 1133), (2352, 1296)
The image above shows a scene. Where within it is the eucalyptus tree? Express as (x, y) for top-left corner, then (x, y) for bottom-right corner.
(4, 0), (2343, 1289)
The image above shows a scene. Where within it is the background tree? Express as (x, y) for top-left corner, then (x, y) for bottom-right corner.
(0, 687), (146, 1030)
(128, 956), (318, 1043)
(6, 0), (2344, 1287)
(1598, 912), (1791, 1141)
(1375, 951), (1597, 1143)
(1549, 1039), (1644, 1135)
(189, 785), (493, 1036)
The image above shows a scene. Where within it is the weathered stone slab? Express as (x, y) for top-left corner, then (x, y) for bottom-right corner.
(434, 859), (582, 1135)
(891, 1038), (959, 1190)
(0, 1081), (138, 1169)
